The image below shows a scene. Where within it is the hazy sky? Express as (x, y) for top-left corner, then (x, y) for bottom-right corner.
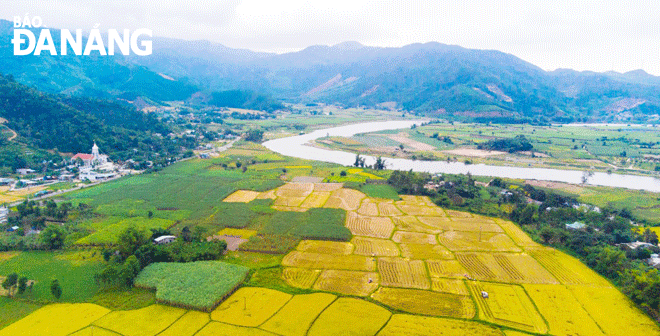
(4, 0), (660, 75)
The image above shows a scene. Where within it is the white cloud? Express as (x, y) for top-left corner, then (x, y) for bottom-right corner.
(2, 0), (659, 74)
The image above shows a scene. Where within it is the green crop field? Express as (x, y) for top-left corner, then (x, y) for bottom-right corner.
(0, 251), (103, 303)
(359, 184), (401, 200)
(134, 261), (249, 311)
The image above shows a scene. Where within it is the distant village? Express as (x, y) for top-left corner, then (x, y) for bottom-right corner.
(1, 143), (141, 206)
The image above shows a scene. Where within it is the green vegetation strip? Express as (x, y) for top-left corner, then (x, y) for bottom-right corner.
(134, 261), (249, 311)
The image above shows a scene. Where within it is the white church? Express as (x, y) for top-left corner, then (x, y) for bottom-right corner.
(72, 143), (117, 180)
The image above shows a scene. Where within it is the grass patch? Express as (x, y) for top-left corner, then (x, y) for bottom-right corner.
(262, 208), (350, 241)
(0, 251), (104, 302)
(89, 288), (156, 311)
(76, 217), (174, 245)
(360, 184), (400, 200)
(134, 261), (249, 311)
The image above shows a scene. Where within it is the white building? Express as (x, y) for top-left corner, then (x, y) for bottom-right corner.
(154, 235), (176, 245)
(72, 142), (114, 171)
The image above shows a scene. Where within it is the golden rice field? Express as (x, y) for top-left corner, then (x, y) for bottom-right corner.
(345, 212), (394, 238)
(523, 284), (605, 336)
(93, 304), (186, 336)
(426, 259), (469, 278)
(222, 190), (260, 203)
(282, 251), (376, 271)
(371, 287), (475, 318)
(259, 293), (336, 336)
(430, 278), (470, 295)
(399, 243), (453, 259)
(266, 185), (660, 336)
(456, 252), (558, 284)
(210, 287), (292, 327)
(215, 228), (257, 239)
(0, 303), (110, 336)
(378, 314), (504, 336)
(351, 236), (400, 257)
(469, 282), (548, 334)
(7, 185), (657, 335)
(312, 269), (379, 296)
(378, 257), (430, 289)
(282, 267), (321, 289)
(438, 231), (522, 252)
(392, 230), (437, 244)
(296, 240), (353, 255)
(306, 298), (391, 336)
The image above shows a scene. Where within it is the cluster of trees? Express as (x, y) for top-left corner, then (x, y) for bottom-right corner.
(95, 226), (226, 288)
(1, 272), (30, 297)
(478, 135), (533, 153)
(353, 155), (386, 170)
(0, 74), (202, 172)
(387, 169), (660, 319)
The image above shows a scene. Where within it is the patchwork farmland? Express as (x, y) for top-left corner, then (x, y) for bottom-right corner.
(2, 179), (659, 335)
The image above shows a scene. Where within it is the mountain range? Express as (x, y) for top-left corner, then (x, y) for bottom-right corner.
(2, 19), (660, 123)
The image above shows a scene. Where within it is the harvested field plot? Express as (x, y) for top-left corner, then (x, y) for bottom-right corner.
(345, 212), (394, 238)
(431, 278), (469, 295)
(495, 219), (539, 247)
(158, 310), (210, 336)
(296, 240), (353, 255)
(313, 270), (379, 296)
(569, 285), (659, 336)
(523, 284), (604, 336)
(323, 188), (365, 210)
(529, 248), (611, 286)
(392, 231), (437, 244)
(378, 202), (403, 216)
(378, 314), (504, 336)
(282, 267), (321, 289)
(399, 195), (435, 206)
(394, 216), (443, 234)
(456, 253), (558, 284)
(357, 199), (380, 216)
(211, 287), (292, 327)
(395, 204), (444, 216)
(352, 237), (399, 256)
(93, 305), (186, 336)
(468, 282), (548, 334)
(260, 293), (336, 336)
(378, 257), (430, 289)
(256, 189), (277, 200)
(273, 195), (307, 207)
(223, 190), (260, 203)
(307, 298), (391, 336)
(443, 218), (504, 233)
(312, 183), (343, 192)
(275, 183), (314, 198)
(0, 303), (109, 336)
(399, 243), (453, 260)
(438, 231), (521, 252)
(427, 260), (468, 278)
(445, 210), (473, 218)
(371, 287), (475, 318)
(282, 251), (376, 271)
(299, 191), (331, 208)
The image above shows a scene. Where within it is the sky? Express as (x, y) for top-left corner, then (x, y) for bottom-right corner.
(3, 0), (660, 75)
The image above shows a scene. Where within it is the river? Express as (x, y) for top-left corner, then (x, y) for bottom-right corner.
(263, 120), (660, 193)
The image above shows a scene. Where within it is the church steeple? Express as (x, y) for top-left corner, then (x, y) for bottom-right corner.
(92, 142), (100, 159)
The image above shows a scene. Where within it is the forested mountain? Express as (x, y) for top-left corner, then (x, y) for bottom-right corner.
(0, 73), (193, 170)
(130, 37), (660, 123)
(3, 19), (660, 123)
